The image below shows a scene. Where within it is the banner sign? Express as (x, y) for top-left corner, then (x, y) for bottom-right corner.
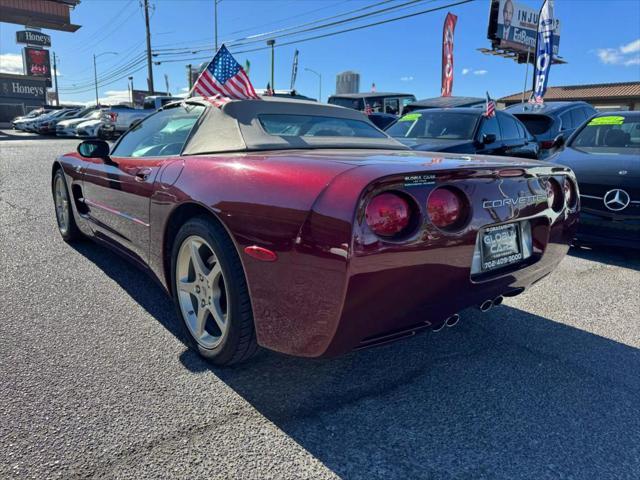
(441, 12), (457, 97)
(531, 0), (554, 103)
(488, 0), (560, 55)
(0, 75), (47, 99)
(23, 47), (51, 78)
(290, 50), (299, 91)
(16, 30), (51, 47)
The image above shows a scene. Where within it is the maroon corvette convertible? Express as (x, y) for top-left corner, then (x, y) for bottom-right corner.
(52, 97), (579, 365)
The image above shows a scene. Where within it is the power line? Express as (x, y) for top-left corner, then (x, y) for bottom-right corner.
(153, 0), (473, 66)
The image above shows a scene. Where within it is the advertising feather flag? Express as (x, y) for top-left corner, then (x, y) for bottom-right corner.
(530, 0), (555, 104)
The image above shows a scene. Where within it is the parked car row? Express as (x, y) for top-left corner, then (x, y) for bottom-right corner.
(10, 95), (175, 139)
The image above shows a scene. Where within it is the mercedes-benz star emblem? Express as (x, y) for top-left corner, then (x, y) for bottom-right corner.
(603, 189), (631, 211)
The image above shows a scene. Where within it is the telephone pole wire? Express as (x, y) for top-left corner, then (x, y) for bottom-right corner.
(144, 0), (155, 94)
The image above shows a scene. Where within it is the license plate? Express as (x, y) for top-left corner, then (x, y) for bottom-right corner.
(480, 223), (523, 271)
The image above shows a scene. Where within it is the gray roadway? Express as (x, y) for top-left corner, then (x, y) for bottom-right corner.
(1, 130), (639, 480)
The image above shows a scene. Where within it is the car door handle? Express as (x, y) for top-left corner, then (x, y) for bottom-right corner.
(134, 168), (152, 182)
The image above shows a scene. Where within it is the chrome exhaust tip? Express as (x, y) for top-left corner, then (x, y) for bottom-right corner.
(479, 299), (493, 312)
(432, 321), (446, 332)
(445, 313), (460, 327)
(493, 295), (504, 306)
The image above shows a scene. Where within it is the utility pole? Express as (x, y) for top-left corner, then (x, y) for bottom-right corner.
(144, 0), (155, 94)
(164, 73), (170, 95)
(128, 76), (134, 106)
(267, 39), (275, 91)
(214, 0), (218, 51)
(52, 52), (59, 106)
(93, 53), (98, 106)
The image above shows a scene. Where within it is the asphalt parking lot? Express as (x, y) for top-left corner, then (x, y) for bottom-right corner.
(1, 130), (639, 480)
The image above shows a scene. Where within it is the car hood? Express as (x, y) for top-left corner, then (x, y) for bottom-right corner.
(77, 119), (102, 128)
(394, 138), (474, 152)
(552, 146), (640, 181)
(58, 118), (93, 128)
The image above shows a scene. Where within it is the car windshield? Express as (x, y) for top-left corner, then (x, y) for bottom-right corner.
(570, 115), (640, 155)
(386, 111), (478, 140)
(258, 114), (386, 138)
(513, 114), (553, 136)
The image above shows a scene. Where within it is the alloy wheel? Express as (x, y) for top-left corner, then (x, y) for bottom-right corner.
(175, 235), (229, 349)
(54, 174), (70, 235)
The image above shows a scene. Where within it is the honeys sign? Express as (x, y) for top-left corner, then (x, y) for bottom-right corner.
(0, 76), (47, 99)
(16, 30), (51, 47)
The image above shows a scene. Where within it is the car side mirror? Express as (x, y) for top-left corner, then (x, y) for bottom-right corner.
(552, 134), (565, 148)
(77, 140), (110, 159)
(482, 133), (496, 145)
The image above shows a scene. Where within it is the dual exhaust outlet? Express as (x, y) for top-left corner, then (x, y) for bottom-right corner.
(479, 295), (504, 312)
(431, 295), (504, 332)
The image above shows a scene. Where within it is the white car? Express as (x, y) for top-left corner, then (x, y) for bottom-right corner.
(75, 118), (105, 138)
(56, 109), (103, 137)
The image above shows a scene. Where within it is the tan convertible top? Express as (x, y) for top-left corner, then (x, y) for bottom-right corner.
(180, 96), (408, 155)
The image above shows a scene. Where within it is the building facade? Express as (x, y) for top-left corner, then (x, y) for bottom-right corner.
(499, 82), (640, 111)
(336, 71), (360, 95)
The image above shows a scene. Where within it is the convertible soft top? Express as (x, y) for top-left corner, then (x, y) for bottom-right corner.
(177, 96), (408, 155)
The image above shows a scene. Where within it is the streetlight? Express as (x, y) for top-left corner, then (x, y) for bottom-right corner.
(93, 51), (118, 106)
(305, 68), (322, 103)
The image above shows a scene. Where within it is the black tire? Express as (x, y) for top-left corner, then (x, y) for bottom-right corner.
(52, 168), (82, 242)
(170, 216), (258, 365)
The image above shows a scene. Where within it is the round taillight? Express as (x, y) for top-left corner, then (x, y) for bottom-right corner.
(427, 187), (466, 229)
(564, 177), (577, 209)
(365, 192), (411, 237)
(545, 178), (564, 212)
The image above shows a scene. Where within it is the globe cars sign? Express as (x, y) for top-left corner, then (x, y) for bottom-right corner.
(487, 0), (561, 55)
(16, 30), (51, 47)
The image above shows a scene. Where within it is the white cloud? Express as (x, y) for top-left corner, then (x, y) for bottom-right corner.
(0, 53), (24, 75)
(620, 38), (640, 54)
(462, 68), (470, 75)
(180, 87), (190, 92)
(473, 70), (488, 75)
(400, 75), (414, 82)
(596, 38), (640, 66)
(96, 89), (131, 106)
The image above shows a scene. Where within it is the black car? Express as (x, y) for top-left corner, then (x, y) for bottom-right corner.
(385, 108), (539, 159)
(551, 111), (640, 249)
(506, 101), (597, 158)
(368, 112), (397, 130)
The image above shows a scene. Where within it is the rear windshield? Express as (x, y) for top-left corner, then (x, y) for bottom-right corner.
(570, 115), (640, 154)
(386, 111), (478, 140)
(513, 114), (553, 135)
(258, 114), (386, 138)
(328, 97), (364, 110)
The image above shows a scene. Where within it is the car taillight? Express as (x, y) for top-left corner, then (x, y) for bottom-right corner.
(540, 140), (555, 149)
(427, 187), (467, 230)
(545, 178), (563, 211)
(564, 177), (577, 209)
(365, 192), (411, 237)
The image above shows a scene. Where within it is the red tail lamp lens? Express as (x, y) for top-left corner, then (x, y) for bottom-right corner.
(427, 188), (466, 229)
(545, 178), (564, 211)
(365, 193), (411, 237)
(564, 177), (577, 209)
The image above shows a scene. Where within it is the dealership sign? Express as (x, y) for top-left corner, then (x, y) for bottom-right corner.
(16, 30), (51, 47)
(0, 76), (47, 99)
(531, 0), (554, 103)
(487, 0), (560, 55)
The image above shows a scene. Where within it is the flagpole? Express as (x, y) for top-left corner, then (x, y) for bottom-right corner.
(522, 46), (531, 104)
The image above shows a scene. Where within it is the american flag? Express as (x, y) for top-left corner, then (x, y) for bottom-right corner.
(191, 44), (259, 107)
(484, 91), (496, 118)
